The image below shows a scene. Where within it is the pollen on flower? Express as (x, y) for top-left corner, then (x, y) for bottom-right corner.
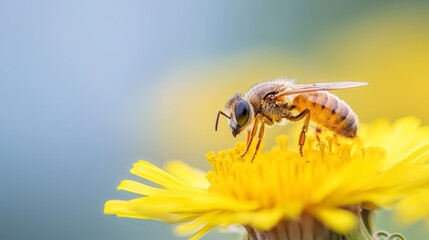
(104, 117), (429, 240)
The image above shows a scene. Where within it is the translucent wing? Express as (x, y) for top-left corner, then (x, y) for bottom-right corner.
(276, 81), (367, 97)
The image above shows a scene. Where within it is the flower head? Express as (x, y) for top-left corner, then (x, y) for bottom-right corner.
(105, 117), (429, 240)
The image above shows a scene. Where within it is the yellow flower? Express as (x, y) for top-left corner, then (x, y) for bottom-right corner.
(104, 117), (429, 240)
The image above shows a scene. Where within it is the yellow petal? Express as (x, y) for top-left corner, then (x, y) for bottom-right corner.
(164, 160), (209, 188)
(117, 179), (164, 196)
(312, 208), (357, 233)
(104, 200), (152, 219)
(130, 160), (190, 188)
(395, 189), (429, 224)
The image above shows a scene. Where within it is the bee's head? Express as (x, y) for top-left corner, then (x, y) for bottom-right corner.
(221, 94), (253, 137)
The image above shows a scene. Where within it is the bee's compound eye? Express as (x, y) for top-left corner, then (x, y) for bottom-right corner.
(235, 100), (250, 127)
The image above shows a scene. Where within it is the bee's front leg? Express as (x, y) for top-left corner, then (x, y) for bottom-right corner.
(240, 114), (262, 158)
(246, 129), (251, 146)
(251, 117), (271, 163)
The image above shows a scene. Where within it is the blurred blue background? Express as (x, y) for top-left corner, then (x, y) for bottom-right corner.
(1, 1), (428, 239)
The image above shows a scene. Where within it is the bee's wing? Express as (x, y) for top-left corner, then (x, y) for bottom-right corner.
(276, 82), (367, 97)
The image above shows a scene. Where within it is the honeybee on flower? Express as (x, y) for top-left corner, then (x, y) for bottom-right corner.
(215, 79), (367, 159)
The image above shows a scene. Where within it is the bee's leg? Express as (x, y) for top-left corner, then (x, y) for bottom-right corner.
(299, 112), (312, 156)
(241, 114), (262, 158)
(251, 118), (269, 163)
(287, 109), (310, 156)
(246, 129), (251, 145)
(315, 126), (322, 142)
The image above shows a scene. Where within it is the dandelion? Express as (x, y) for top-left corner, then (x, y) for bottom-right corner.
(104, 117), (429, 240)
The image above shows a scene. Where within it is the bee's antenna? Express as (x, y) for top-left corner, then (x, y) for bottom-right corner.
(215, 111), (230, 131)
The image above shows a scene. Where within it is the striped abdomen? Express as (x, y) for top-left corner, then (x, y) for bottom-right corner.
(292, 92), (358, 138)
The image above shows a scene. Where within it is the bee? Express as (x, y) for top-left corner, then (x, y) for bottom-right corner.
(215, 79), (367, 161)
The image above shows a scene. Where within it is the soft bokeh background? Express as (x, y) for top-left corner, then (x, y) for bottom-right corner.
(1, 1), (428, 240)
